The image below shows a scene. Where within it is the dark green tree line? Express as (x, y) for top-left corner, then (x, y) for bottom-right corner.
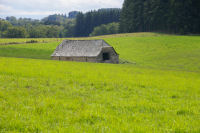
(120, 0), (200, 34)
(74, 8), (121, 37)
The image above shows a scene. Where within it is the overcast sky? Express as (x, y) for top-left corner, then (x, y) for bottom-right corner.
(0, 0), (124, 19)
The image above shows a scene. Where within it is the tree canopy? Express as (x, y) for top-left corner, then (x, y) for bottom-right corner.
(74, 8), (121, 37)
(90, 22), (119, 36)
(120, 0), (200, 34)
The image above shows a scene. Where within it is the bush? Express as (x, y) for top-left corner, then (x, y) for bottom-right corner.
(26, 40), (38, 43)
(90, 22), (119, 36)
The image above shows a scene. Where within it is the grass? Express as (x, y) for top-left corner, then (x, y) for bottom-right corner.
(0, 32), (167, 44)
(106, 35), (200, 71)
(0, 42), (58, 59)
(0, 38), (64, 45)
(0, 57), (200, 132)
(0, 33), (200, 71)
(0, 32), (200, 132)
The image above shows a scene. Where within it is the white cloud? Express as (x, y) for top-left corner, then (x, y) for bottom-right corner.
(0, 0), (124, 19)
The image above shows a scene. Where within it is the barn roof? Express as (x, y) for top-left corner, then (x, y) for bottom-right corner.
(51, 40), (113, 57)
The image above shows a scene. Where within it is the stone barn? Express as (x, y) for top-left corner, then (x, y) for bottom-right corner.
(51, 40), (119, 64)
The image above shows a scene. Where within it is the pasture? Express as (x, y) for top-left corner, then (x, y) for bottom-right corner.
(0, 33), (200, 132)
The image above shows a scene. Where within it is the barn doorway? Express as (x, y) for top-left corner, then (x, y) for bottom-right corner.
(103, 53), (110, 61)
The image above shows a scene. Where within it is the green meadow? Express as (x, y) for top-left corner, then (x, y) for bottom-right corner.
(0, 33), (200, 132)
(0, 38), (64, 45)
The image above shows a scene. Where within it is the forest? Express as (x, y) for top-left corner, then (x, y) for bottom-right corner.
(0, 9), (121, 38)
(74, 8), (121, 37)
(0, 0), (200, 38)
(120, 0), (200, 34)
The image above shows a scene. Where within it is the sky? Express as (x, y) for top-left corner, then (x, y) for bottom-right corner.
(0, 0), (124, 19)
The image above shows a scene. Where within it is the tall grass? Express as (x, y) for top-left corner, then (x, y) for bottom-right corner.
(0, 57), (199, 132)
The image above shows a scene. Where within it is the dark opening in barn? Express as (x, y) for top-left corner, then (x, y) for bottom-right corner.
(103, 53), (110, 60)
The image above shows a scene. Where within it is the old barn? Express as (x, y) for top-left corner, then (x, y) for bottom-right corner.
(51, 40), (119, 63)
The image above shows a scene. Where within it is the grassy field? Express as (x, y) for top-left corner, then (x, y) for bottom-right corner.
(106, 35), (200, 71)
(0, 33), (200, 132)
(0, 38), (64, 45)
(0, 33), (200, 71)
(0, 32), (165, 44)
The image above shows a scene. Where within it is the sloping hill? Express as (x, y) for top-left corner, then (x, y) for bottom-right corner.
(0, 33), (200, 71)
(0, 33), (200, 132)
(106, 35), (200, 71)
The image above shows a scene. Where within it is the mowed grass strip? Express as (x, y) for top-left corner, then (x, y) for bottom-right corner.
(0, 38), (64, 45)
(0, 57), (200, 132)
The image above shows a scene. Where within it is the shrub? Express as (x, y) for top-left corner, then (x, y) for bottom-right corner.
(90, 22), (119, 36)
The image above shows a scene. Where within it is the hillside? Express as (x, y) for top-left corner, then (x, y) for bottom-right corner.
(0, 33), (200, 132)
(106, 35), (200, 71)
(0, 33), (200, 71)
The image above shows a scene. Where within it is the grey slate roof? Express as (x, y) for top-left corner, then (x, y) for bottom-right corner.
(51, 40), (112, 57)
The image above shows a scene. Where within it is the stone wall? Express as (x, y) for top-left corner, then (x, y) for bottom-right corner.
(52, 56), (99, 63)
(52, 56), (60, 60)
(86, 57), (97, 62)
